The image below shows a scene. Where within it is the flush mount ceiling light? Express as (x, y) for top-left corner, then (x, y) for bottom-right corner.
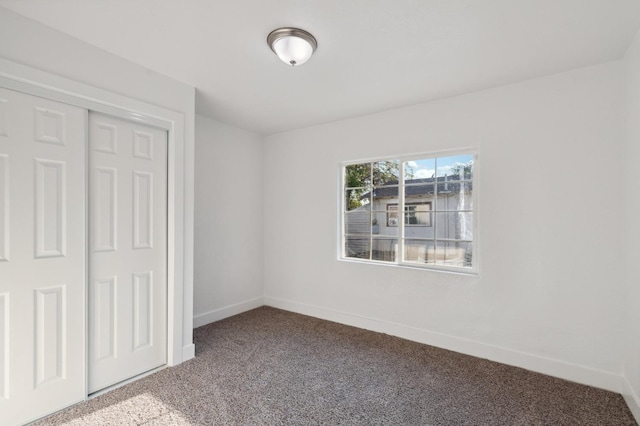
(267, 27), (317, 67)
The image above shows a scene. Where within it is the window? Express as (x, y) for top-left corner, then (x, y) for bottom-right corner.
(387, 202), (432, 227)
(342, 151), (476, 271)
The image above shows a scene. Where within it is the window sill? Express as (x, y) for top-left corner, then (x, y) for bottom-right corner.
(338, 257), (479, 277)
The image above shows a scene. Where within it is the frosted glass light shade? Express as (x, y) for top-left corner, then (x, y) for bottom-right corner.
(268, 28), (317, 67)
(273, 36), (313, 66)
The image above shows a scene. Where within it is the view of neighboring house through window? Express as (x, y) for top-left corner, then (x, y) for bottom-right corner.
(387, 202), (432, 227)
(342, 151), (476, 271)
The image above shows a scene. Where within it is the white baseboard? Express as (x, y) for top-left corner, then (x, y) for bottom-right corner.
(182, 343), (196, 362)
(263, 296), (623, 394)
(193, 297), (264, 328)
(622, 378), (640, 424)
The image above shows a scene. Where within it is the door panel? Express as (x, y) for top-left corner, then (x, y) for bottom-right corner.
(0, 87), (85, 425)
(88, 112), (167, 394)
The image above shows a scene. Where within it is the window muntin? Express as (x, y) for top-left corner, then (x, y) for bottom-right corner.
(342, 152), (476, 272)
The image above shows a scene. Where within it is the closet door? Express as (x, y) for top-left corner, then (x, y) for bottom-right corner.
(0, 87), (86, 425)
(88, 112), (167, 393)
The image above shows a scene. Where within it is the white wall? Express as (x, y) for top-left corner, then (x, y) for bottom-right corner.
(623, 28), (640, 419)
(193, 115), (264, 326)
(264, 60), (627, 391)
(0, 8), (196, 361)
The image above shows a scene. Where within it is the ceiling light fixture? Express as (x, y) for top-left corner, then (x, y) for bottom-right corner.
(267, 27), (317, 67)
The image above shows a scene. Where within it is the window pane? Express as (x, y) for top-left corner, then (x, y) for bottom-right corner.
(345, 211), (372, 235)
(345, 163), (372, 189)
(404, 202), (432, 227)
(403, 220), (434, 240)
(427, 241), (472, 267)
(434, 212), (473, 240)
(438, 177), (472, 196)
(403, 239), (433, 263)
(373, 161), (400, 186)
(440, 182), (473, 210)
(345, 237), (370, 260)
(404, 158), (435, 180)
(404, 184), (435, 201)
(371, 185), (398, 211)
(345, 188), (371, 211)
(436, 154), (474, 179)
(435, 190), (472, 211)
(371, 211), (397, 237)
(372, 238), (397, 262)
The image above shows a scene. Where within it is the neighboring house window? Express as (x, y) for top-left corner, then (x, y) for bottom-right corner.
(387, 202), (432, 227)
(387, 204), (399, 226)
(342, 151), (476, 272)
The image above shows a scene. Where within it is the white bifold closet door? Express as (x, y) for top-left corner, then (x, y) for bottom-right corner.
(0, 87), (86, 425)
(88, 112), (167, 393)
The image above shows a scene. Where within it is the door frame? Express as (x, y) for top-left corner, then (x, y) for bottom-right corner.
(0, 58), (190, 397)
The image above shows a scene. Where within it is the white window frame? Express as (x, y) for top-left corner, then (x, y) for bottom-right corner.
(340, 149), (479, 274)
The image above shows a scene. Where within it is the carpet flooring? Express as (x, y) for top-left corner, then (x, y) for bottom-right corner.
(35, 306), (636, 425)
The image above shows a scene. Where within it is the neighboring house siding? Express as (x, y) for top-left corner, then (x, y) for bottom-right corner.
(345, 183), (472, 264)
(372, 192), (472, 240)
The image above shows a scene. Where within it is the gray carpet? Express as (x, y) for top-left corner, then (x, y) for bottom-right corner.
(35, 306), (636, 425)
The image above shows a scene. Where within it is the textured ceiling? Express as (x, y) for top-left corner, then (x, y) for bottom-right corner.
(2, 0), (640, 135)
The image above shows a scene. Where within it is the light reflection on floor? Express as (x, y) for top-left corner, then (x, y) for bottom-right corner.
(56, 393), (195, 425)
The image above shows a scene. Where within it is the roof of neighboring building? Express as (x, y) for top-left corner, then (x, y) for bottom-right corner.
(362, 176), (472, 200)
